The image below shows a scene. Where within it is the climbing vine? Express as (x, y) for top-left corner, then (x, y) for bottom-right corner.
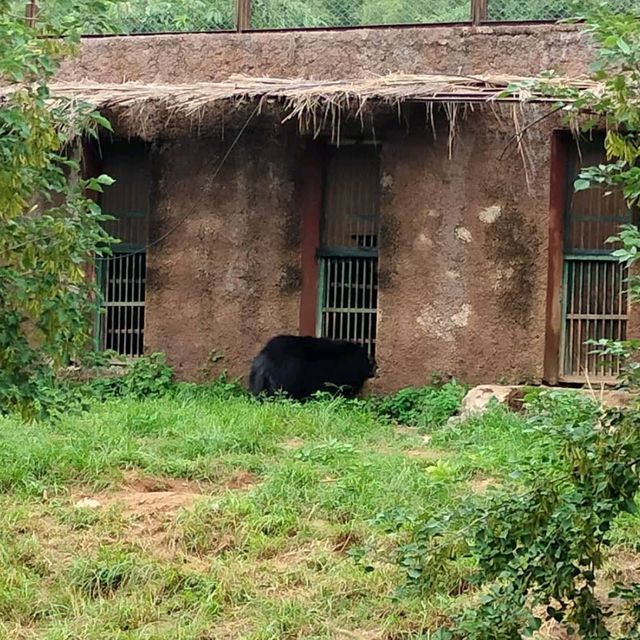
(399, 8), (640, 638)
(0, 1), (114, 418)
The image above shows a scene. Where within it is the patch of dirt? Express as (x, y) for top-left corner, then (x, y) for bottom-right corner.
(402, 448), (449, 461)
(606, 547), (640, 584)
(332, 530), (362, 554)
(280, 437), (305, 450)
(92, 471), (207, 517)
(74, 470), (259, 520)
(468, 476), (499, 493)
(69, 470), (259, 558)
(102, 489), (200, 517)
(225, 470), (260, 490)
(534, 620), (578, 640)
(531, 549), (640, 639)
(70, 475), (205, 558)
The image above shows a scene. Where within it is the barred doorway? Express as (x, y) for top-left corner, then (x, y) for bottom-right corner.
(316, 143), (380, 359)
(559, 135), (631, 382)
(96, 140), (151, 357)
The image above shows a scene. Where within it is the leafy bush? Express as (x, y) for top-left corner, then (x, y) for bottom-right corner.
(9, 353), (177, 420)
(79, 353), (174, 401)
(370, 381), (467, 429)
(404, 394), (640, 639)
(173, 371), (249, 401)
(523, 387), (602, 424)
(0, 1), (115, 419)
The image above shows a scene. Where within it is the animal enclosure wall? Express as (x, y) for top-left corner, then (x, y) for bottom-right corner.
(59, 23), (592, 85)
(142, 127), (303, 380)
(96, 107), (640, 390)
(373, 108), (555, 389)
(112, 107), (545, 388)
(73, 20), (635, 389)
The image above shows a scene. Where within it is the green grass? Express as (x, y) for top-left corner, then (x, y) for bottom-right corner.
(0, 388), (638, 639)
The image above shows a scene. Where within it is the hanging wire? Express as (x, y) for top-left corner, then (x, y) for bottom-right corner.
(101, 103), (260, 262)
(3, 104), (259, 258)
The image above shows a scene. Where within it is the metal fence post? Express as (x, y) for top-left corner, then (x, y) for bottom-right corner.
(25, 0), (38, 27)
(471, 0), (488, 25)
(236, 0), (252, 31)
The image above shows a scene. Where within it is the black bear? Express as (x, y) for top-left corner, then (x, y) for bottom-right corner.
(249, 335), (375, 400)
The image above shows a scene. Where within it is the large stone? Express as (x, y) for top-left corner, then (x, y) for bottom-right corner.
(74, 497), (102, 509)
(458, 385), (522, 418)
(458, 384), (639, 419)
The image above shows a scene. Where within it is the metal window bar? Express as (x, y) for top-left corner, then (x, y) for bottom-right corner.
(559, 134), (632, 381)
(97, 251), (147, 357)
(560, 255), (629, 380)
(96, 140), (151, 357)
(317, 144), (380, 359)
(318, 256), (378, 359)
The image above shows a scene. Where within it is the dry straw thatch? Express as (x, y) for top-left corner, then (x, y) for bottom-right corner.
(39, 72), (599, 108)
(0, 73), (600, 185)
(2, 72), (599, 133)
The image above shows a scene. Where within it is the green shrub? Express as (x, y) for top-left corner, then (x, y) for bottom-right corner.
(79, 353), (174, 401)
(11, 353), (177, 420)
(408, 403), (640, 639)
(370, 380), (467, 429)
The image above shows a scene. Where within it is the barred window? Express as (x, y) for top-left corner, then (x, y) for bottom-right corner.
(96, 140), (151, 357)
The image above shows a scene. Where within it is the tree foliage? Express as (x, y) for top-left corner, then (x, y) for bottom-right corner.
(0, 1), (114, 419)
(394, 8), (640, 639)
(22, 0), (639, 33)
(424, 395), (640, 639)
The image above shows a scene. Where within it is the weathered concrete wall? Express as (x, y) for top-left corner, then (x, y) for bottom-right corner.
(144, 126), (303, 380)
(144, 106), (554, 389)
(65, 23), (602, 388)
(375, 106), (554, 389)
(60, 23), (592, 83)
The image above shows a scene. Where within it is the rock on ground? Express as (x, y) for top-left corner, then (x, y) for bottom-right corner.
(457, 384), (639, 419)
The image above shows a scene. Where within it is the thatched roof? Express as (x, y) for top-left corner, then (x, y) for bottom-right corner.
(1, 72), (598, 189)
(44, 72), (597, 106)
(33, 73), (596, 185)
(43, 73), (598, 121)
(1, 72), (600, 140)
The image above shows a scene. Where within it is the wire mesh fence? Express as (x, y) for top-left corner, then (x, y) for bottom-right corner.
(250, 0), (470, 29)
(18, 0), (640, 34)
(487, 0), (639, 21)
(26, 0), (235, 34)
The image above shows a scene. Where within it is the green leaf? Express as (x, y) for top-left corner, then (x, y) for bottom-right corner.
(618, 37), (631, 55)
(574, 178), (591, 191)
(91, 112), (113, 131)
(96, 174), (115, 186)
